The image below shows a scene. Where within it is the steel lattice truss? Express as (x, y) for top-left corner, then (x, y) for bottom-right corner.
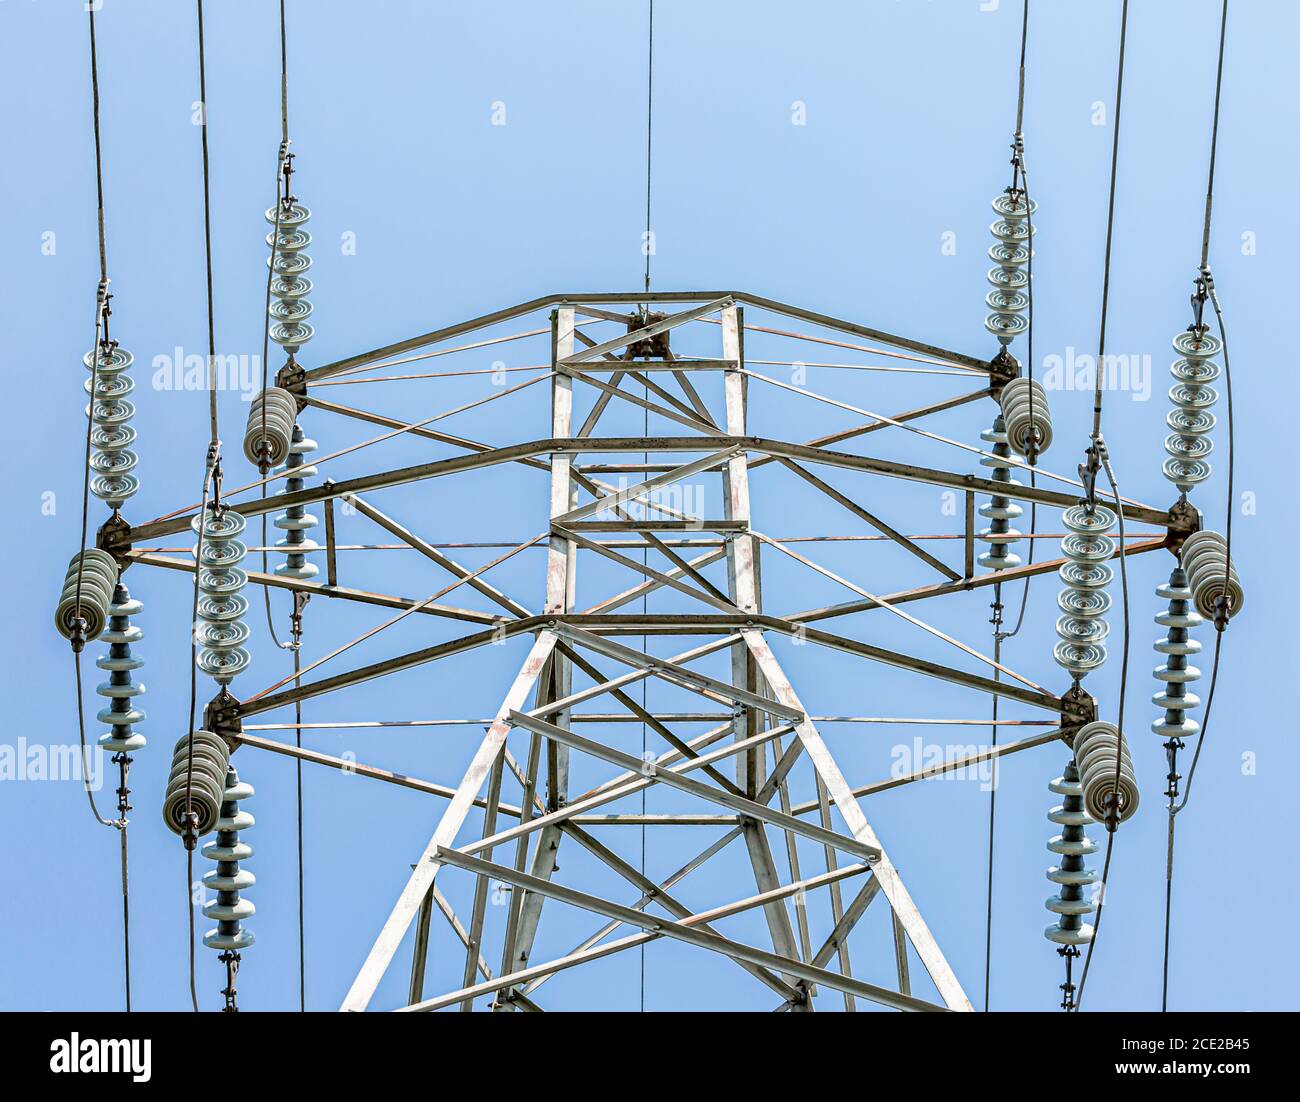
(105, 291), (1190, 1012)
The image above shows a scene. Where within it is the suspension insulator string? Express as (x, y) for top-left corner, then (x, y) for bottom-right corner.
(179, 0), (235, 1012)
(1071, 444), (1135, 1011)
(258, 145), (291, 650)
(1035, 0), (1131, 1011)
(62, 2), (142, 1015)
(182, 448), (220, 1012)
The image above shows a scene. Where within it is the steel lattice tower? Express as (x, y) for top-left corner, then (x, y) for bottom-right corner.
(91, 291), (1201, 1011)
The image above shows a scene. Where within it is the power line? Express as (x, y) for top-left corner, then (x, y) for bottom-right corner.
(1162, 0), (1232, 1013)
(74, 3), (133, 1017)
(197, 0), (219, 445)
(983, 587), (1003, 1011)
(1089, 0), (1130, 445)
(1199, 0), (1229, 272)
(1001, 0), (1038, 641)
(643, 0), (654, 294)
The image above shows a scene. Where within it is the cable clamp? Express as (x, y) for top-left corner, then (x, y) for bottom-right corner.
(1078, 442), (1102, 509)
(218, 949), (241, 1013)
(1213, 593), (1231, 633)
(69, 615), (88, 655)
(181, 808), (199, 852)
(1190, 269), (1211, 332)
(279, 147), (296, 206)
(1008, 132), (1026, 192)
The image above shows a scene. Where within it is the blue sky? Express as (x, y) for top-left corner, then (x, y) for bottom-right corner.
(1, 0), (1295, 1012)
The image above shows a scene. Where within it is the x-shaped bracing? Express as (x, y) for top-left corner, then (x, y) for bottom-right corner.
(339, 620), (973, 1012)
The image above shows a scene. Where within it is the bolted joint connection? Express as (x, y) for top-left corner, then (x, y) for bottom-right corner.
(1059, 685), (1098, 739)
(203, 687), (244, 750)
(68, 616), (89, 655)
(275, 359), (308, 409)
(987, 348), (1020, 387)
(1164, 497), (1201, 546)
(95, 511), (133, 559)
(627, 311), (671, 358)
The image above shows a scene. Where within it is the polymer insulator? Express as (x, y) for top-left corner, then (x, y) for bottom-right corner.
(1052, 503), (1115, 677)
(192, 506), (251, 685)
(1074, 720), (1140, 824)
(977, 416), (1023, 571)
(1162, 328), (1221, 493)
(998, 377), (1053, 457)
(84, 342), (140, 508)
(1152, 566), (1202, 741)
(984, 191), (1035, 346)
(243, 386), (298, 468)
(274, 424), (320, 580)
(266, 199), (314, 353)
(55, 548), (119, 642)
(95, 583), (146, 753)
(202, 764), (255, 951)
(161, 730), (230, 837)
(1044, 761), (1098, 946)
(1180, 529), (1243, 622)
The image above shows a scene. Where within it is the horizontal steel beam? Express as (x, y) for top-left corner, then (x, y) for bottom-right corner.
(788, 536), (1171, 624)
(126, 551), (500, 626)
(506, 710), (878, 861)
(429, 848), (941, 1011)
(232, 732), (525, 817)
(223, 605), (1073, 721)
(788, 729), (1066, 813)
(402, 855), (869, 1012)
(232, 616), (545, 719)
(111, 437), (1181, 548)
(304, 290), (990, 383)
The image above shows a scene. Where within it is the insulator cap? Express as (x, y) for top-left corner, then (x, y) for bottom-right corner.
(1163, 328), (1221, 492)
(999, 377), (1053, 456)
(1053, 505), (1115, 677)
(1074, 721), (1140, 824)
(1180, 530), (1243, 621)
(976, 416), (1022, 571)
(983, 192), (1035, 346)
(84, 344), (140, 507)
(201, 766), (255, 950)
(266, 200), (314, 353)
(55, 549), (119, 642)
(161, 731), (230, 837)
(243, 387), (298, 467)
(96, 585), (147, 752)
(1044, 762), (1097, 946)
(192, 507), (251, 685)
